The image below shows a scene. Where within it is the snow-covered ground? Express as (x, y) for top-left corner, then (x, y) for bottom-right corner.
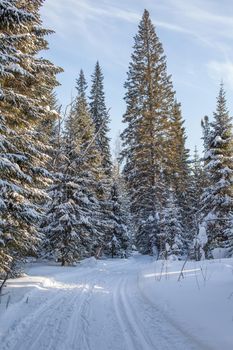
(0, 254), (232, 350)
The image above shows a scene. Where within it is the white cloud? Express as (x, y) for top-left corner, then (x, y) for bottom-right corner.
(41, 0), (233, 86)
(207, 61), (233, 91)
(149, 0), (233, 51)
(166, 0), (232, 25)
(42, 0), (233, 46)
(153, 20), (189, 33)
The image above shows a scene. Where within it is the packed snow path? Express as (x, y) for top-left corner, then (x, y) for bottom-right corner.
(0, 255), (231, 350)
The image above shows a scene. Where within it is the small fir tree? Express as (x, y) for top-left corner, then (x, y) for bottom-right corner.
(43, 71), (105, 263)
(200, 84), (233, 256)
(105, 173), (131, 258)
(158, 190), (185, 260)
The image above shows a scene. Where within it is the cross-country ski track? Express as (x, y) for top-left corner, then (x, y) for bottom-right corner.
(0, 255), (232, 350)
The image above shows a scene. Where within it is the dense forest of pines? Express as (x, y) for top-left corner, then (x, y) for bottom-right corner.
(0, 2), (232, 276)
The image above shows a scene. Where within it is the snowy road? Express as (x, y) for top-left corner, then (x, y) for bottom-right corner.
(0, 255), (227, 350)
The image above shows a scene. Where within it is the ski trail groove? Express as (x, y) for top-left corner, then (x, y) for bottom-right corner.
(1, 271), (98, 350)
(1, 289), (69, 350)
(71, 283), (94, 350)
(122, 276), (158, 349)
(12, 291), (77, 350)
(113, 275), (156, 350)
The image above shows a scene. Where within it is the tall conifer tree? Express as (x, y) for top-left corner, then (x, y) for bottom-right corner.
(89, 61), (112, 175)
(0, 0), (34, 273)
(0, 0), (61, 273)
(121, 9), (175, 254)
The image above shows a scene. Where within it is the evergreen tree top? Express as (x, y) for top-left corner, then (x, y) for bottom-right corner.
(212, 83), (232, 137)
(93, 61), (101, 79)
(132, 8), (164, 58)
(140, 9), (153, 30)
(123, 8), (174, 115)
(76, 69), (88, 99)
(90, 61), (107, 115)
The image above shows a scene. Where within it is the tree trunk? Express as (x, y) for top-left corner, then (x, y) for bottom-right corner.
(111, 243), (114, 259)
(61, 257), (66, 266)
(95, 246), (103, 259)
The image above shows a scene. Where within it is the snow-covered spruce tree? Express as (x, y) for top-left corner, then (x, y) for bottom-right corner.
(42, 176), (86, 266)
(89, 61), (112, 175)
(0, 0), (61, 273)
(70, 70), (112, 257)
(0, 0), (31, 274)
(158, 190), (185, 260)
(19, 0), (62, 176)
(40, 113), (79, 265)
(42, 71), (106, 264)
(121, 9), (175, 255)
(89, 63), (115, 255)
(41, 133), (99, 266)
(200, 84), (233, 257)
(104, 164), (131, 258)
(68, 71), (115, 257)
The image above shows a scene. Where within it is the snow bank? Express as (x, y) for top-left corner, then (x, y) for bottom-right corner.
(79, 256), (97, 267)
(139, 258), (233, 350)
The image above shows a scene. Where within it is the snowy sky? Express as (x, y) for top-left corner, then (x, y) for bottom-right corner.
(41, 0), (233, 155)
